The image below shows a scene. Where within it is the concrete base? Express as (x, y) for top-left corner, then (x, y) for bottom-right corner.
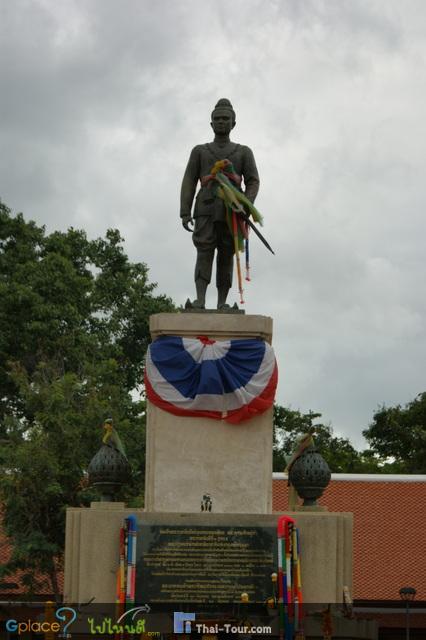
(145, 313), (274, 514)
(64, 506), (353, 605)
(145, 404), (274, 513)
(149, 312), (273, 343)
(63, 502), (136, 604)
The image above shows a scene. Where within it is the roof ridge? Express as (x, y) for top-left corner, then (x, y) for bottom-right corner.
(273, 472), (426, 482)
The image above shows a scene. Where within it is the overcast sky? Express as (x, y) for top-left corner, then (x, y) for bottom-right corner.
(1, 0), (425, 448)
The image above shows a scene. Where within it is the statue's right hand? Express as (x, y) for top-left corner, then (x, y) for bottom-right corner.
(182, 216), (194, 232)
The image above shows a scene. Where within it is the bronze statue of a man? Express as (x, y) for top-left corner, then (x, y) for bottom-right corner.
(180, 98), (260, 309)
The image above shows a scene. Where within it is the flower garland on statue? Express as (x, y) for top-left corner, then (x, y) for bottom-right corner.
(202, 159), (266, 304)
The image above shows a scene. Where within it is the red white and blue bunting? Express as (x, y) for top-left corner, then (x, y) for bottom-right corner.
(145, 335), (278, 424)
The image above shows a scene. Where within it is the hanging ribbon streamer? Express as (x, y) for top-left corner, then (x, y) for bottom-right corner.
(277, 516), (304, 640)
(203, 159), (265, 304)
(245, 226), (251, 282)
(115, 525), (126, 640)
(125, 515), (137, 609)
(115, 516), (138, 640)
(232, 210), (245, 304)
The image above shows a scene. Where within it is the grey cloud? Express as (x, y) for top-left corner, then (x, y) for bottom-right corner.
(1, 0), (425, 447)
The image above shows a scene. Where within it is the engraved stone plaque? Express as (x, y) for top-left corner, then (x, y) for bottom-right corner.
(136, 524), (277, 603)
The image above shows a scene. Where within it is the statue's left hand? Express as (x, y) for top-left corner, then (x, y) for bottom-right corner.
(182, 216), (194, 232)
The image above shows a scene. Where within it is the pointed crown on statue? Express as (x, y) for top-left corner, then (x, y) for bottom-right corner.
(211, 98), (236, 124)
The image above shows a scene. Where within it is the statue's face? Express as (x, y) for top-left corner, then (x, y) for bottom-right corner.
(211, 112), (235, 135)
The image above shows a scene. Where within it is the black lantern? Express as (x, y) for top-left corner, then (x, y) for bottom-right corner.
(288, 442), (331, 507)
(88, 443), (131, 501)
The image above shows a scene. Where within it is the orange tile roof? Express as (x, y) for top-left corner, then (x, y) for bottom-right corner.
(273, 475), (426, 602)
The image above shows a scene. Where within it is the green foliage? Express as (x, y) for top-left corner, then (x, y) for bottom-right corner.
(0, 201), (174, 596)
(273, 405), (384, 473)
(363, 392), (426, 473)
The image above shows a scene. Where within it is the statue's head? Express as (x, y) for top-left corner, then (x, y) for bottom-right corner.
(211, 98), (236, 135)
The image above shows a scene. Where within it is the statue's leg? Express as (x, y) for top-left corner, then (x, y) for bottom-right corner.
(194, 250), (214, 308)
(216, 222), (234, 309)
(192, 216), (215, 308)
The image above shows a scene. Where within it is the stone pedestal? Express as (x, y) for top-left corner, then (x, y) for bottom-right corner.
(64, 507), (353, 606)
(62, 308), (369, 635)
(63, 502), (137, 604)
(145, 313), (274, 514)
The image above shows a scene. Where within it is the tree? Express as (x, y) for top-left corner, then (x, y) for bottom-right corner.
(0, 201), (174, 597)
(273, 405), (382, 473)
(363, 392), (426, 473)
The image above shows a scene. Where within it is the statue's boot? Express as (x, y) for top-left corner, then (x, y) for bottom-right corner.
(185, 298), (202, 309)
(217, 286), (231, 309)
(189, 277), (208, 309)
